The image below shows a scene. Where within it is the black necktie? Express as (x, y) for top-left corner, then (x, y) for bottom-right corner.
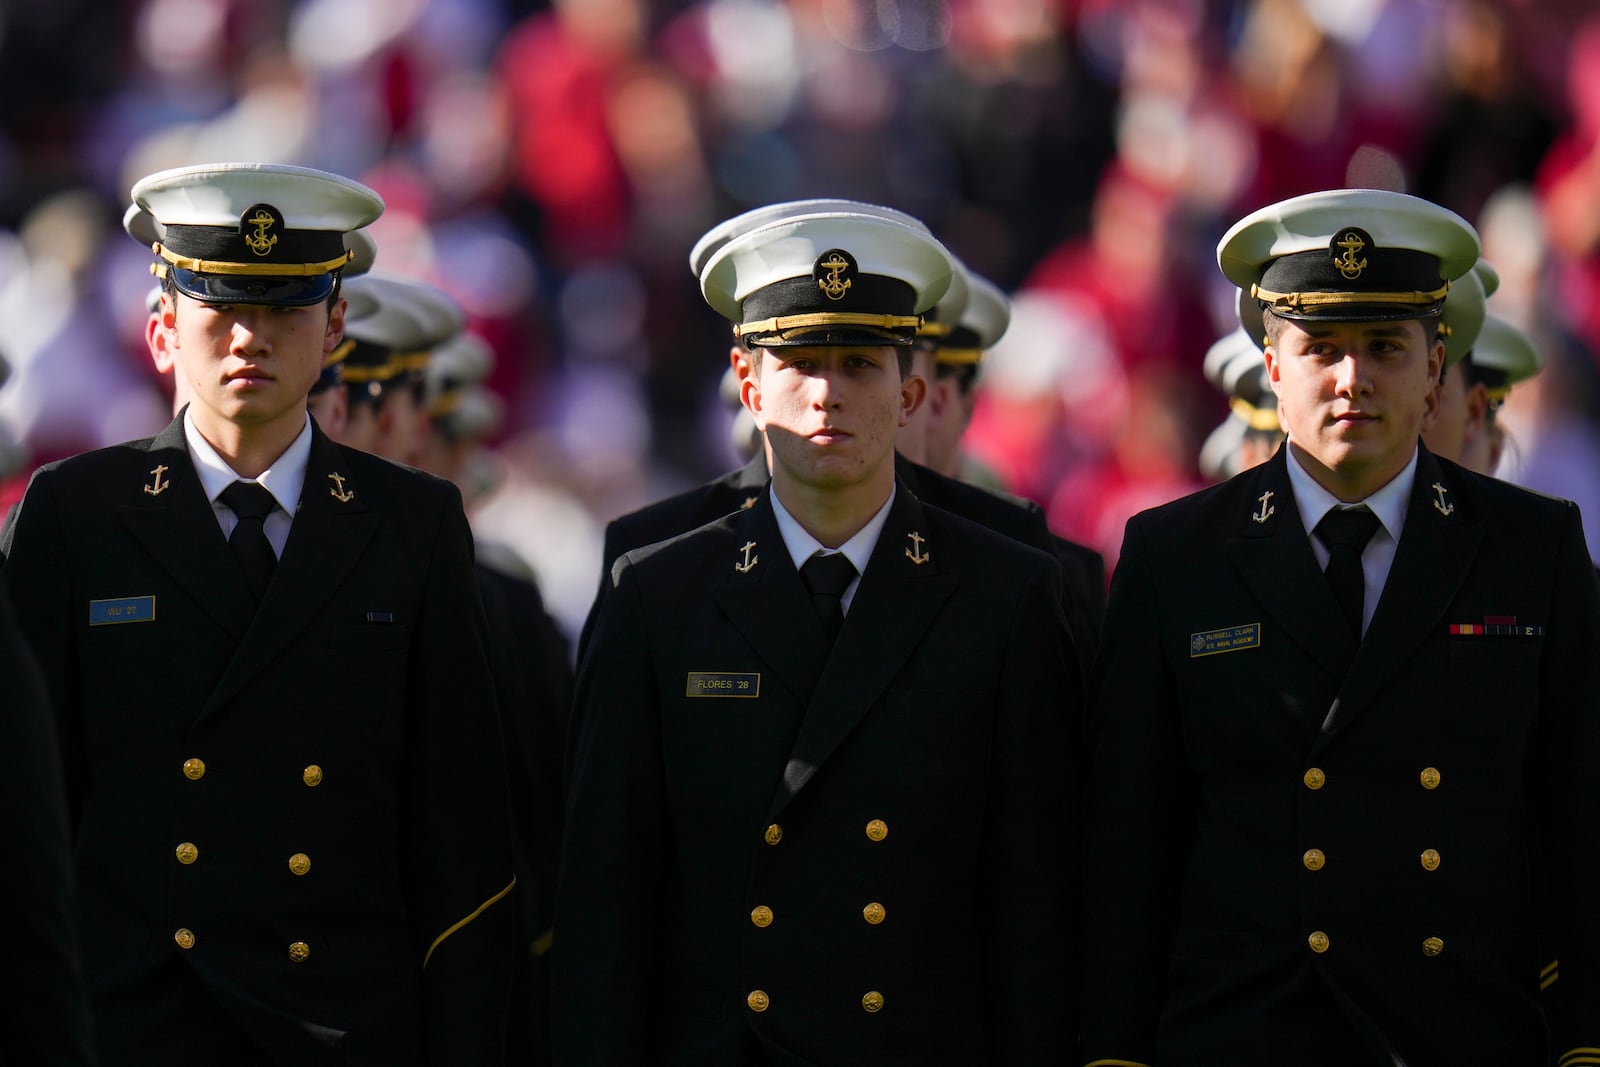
(220, 481), (279, 602)
(800, 552), (857, 646)
(1315, 507), (1381, 642)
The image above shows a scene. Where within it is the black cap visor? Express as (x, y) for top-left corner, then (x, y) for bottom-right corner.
(171, 266), (338, 308)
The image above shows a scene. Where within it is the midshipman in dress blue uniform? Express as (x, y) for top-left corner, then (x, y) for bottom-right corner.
(2, 163), (513, 1066)
(556, 208), (1081, 1065)
(1079, 189), (1600, 1067)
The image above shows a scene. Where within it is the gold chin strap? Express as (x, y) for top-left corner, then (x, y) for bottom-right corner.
(1485, 384), (1513, 402)
(340, 360), (407, 384)
(324, 338), (355, 368)
(1230, 396), (1282, 432)
(734, 312), (923, 339)
(392, 349), (433, 371)
(1250, 281), (1449, 313)
(935, 347), (984, 366)
(155, 243), (352, 277)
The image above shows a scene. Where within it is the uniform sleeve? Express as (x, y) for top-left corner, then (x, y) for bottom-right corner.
(1538, 503), (1600, 1065)
(405, 489), (515, 1065)
(0, 573), (96, 1065)
(1077, 515), (1190, 1067)
(551, 559), (668, 1065)
(980, 558), (1081, 1063)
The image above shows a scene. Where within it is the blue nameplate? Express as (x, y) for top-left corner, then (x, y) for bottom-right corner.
(89, 596), (157, 626)
(685, 672), (761, 698)
(1189, 623), (1261, 658)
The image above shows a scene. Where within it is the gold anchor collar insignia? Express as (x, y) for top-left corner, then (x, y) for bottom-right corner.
(1251, 490), (1275, 524)
(735, 540), (759, 574)
(1330, 226), (1372, 281)
(814, 248), (856, 302)
(1431, 481), (1454, 516)
(904, 531), (929, 565)
(241, 203), (282, 258)
(328, 472), (355, 503)
(144, 464), (171, 496)
(740, 496), (758, 511)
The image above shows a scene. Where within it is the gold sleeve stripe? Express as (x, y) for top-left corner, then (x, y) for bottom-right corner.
(531, 927), (554, 959)
(1542, 959), (1560, 978)
(1083, 1060), (1154, 1067)
(734, 312), (923, 338)
(1558, 1057), (1600, 1067)
(1251, 282), (1450, 313)
(1542, 970), (1560, 991)
(1559, 1048), (1600, 1065)
(422, 878), (516, 970)
(155, 243), (352, 277)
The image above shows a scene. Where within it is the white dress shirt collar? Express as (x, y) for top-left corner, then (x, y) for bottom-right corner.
(770, 485), (896, 615)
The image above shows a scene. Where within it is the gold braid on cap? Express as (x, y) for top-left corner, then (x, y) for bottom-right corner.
(391, 350), (433, 371)
(154, 243), (353, 277)
(915, 321), (953, 338)
(340, 359), (408, 384)
(734, 312), (924, 339)
(935, 346), (984, 365)
(324, 338), (355, 368)
(1230, 396), (1282, 432)
(1250, 281), (1450, 313)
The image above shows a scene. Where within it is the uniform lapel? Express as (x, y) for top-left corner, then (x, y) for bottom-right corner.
(1322, 446), (1483, 738)
(767, 488), (957, 820)
(198, 427), (379, 720)
(1221, 447), (1356, 683)
(115, 415), (255, 641)
(710, 491), (833, 708)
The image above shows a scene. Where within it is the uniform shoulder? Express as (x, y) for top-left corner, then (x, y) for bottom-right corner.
(920, 500), (1059, 581)
(332, 444), (462, 506)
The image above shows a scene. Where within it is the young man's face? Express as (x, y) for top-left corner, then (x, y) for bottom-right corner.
(166, 291), (345, 435)
(1265, 317), (1442, 497)
(743, 345), (924, 493)
(1421, 360), (1493, 473)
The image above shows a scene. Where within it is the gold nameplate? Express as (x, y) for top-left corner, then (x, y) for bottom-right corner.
(686, 672), (760, 698)
(1189, 623), (1261, 658)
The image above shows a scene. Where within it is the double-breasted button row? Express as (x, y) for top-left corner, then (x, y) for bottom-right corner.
(183, 759), (325, 786)
(747, 902), (887, 927)
(1307, 929), (1445, 957)
(744, 990), (884, 1014)
(760, 819), (888, 845)
(1302, 766), (1443, 790)
(174, 843), (312, 875)
(171, 928), (309, 961)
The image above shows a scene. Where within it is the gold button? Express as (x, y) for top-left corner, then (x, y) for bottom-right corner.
(1422, 936), (1444, 957)
(173, 928), (196, 950)
(746, 990), (769, 1013)
(750, 905), (773, 928)
(1308, 930), (1330, 954)
(861, 990), (884, 1013)
(303, 765), (323, 787)
(288, 941), (310, 963)
(1420, 849), (1441, 872)
(175, 842), (199, 865)
(1303, 767), (1325, 790)
(1420, 767), (1441, 790)
(865, 819), (888, 842)
(183, 758), (206, 780)
(862, 902), (886, 925)
(1302, 848), (1326, 871)
(764, 824), (783, 846)
(289, 853), (312, 876)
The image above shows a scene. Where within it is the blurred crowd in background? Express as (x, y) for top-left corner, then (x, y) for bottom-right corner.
(2, 0), (1597, 647)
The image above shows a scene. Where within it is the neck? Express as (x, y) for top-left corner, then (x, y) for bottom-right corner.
(189, 406), (303, 479)
(1289, 440), (1414, 504)
(771, 463), (893, 549)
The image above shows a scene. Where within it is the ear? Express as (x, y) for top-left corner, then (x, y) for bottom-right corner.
(926, 376), (952, 419)
(898, 370), (928, 427)
(1462, 382), (1491, 442)
(146, 312), (174, 373)
(740, 363), (765, 430)
(729, 345), (753, 383)
(160, 292), (180, 344)
(1263, 344), (1282, 394)
(1422, 337), (1446, 419)
(324, 297), (347, 355)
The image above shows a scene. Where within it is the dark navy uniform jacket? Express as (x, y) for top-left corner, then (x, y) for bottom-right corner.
(555, 486), (1081, 1065)
(1079, 443), (1600, 1067)
(1, 414), (514, 1066)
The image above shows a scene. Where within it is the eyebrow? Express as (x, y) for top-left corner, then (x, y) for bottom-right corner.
(1299, 325), (1414, 340)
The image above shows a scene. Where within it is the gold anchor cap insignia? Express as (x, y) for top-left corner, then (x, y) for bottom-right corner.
(1251, 490), (1275, 524)
(905, 531), (929, 565)
(328, 472), (355, 503)
(1330, 226), (1372, 281)
(735, 540), (759, 574)
(240, 203), (282, 258)
(814, 249), (855, 302)
(144, 464), (170, 496)
(1431, 482), (1454, 517)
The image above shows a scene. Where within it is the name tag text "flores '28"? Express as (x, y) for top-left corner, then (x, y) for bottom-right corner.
(685, 672), (761, 698)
